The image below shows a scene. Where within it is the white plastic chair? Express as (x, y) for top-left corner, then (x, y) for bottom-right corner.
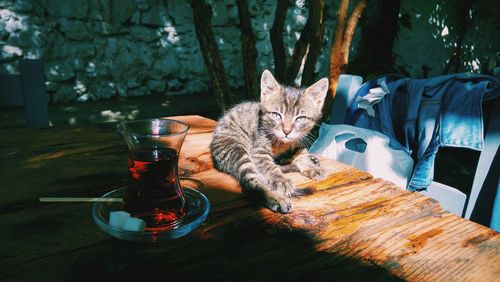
(329, 74), (499, 230)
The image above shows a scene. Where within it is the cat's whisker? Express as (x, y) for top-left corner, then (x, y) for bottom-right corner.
(301, 134), (315, 147)
(300, 139), (308, 148)
(304, 139), (313, 148)
(299, 140), (306, 148)
(298, 137), (312, 149)
(259, 127), (280, 145)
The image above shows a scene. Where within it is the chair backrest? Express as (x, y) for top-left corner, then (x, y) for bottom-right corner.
(0, 59), (49, 128)
(465, 82), (499, 228)
(329, 74), (363, 124)
(330, 73), (499, 230)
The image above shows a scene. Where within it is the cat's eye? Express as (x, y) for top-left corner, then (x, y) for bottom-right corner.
(271, 112), (282, 119)
(295, 116), (307, 121)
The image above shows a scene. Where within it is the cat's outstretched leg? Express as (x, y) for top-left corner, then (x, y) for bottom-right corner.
(247, 144), (297, 213)
(238, 162), (293, 214)
(211, 141), (292, 213)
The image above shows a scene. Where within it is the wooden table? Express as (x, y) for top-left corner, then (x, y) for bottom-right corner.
(1, 115), (498, 281)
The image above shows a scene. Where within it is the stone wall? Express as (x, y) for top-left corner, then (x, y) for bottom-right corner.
(0, 0), (498, 104)
(1, 0), (330, 103)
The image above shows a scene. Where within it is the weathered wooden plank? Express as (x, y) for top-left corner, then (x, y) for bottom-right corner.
(165, 115), (217, 134)
(189, 166), (500, 281)
(179, 132), (214, 176)
(1, 216), (404, 281)
(0, 143), (127, 210)
(2, 115), (499, 281)
(2, 175), (499, 282)
(0, 203), (108, 269)
(0, 166), (374, 275)
(284, 184), (499, 281)
(0, 116), (216, 209)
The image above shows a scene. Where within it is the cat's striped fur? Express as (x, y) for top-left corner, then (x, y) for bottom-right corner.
(210, 70), (328, 213)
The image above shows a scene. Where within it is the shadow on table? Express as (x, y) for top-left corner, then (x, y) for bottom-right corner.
(69, 194), (404, 282)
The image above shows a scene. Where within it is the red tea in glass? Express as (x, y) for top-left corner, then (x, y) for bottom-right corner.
(117, 118), (190, 231)
(124, 148), (186, 230)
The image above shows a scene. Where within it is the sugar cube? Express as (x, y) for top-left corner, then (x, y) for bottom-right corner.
(123, 217), (146, 232)
(109, 211), (130, 229)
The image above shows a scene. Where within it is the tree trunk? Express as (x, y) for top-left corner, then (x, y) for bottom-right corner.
(325, 0), (367, 121)
(328, 0), (350, 98)
(271, 0), (328, 87)
(285, 19), (311, 85)
(443, 0), (476, 74)
(189, 0), (233, 111)
(301, 0), (327, 86)
(236, 0), (259, 99)
(376, 0), (401, 64)
(270, 0), (289, 83)
(324, 0), (350, 120)
(341, 0), (368, 63)
(349, 0), (401, 77)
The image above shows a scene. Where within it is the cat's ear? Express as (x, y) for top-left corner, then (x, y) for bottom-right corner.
(304, 78), (329, 106)
(260, 70), (280, 99)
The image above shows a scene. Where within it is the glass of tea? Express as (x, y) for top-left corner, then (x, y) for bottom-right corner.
(116, 118), (190, 231)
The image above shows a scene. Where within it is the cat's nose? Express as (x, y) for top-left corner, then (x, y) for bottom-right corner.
(283, 128), (292, 136)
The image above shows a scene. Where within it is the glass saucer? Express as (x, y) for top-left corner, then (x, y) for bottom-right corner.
(92, 181), (210, 242)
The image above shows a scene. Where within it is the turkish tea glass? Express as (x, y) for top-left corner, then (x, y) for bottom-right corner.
(116, 118), (190, 231)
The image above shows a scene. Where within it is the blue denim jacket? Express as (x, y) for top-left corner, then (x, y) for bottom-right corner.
(344, 73), (500, 191)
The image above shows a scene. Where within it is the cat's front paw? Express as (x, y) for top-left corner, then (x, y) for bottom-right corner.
(301, 167), (326, 180)
(264, 190), (292, 213)
(270, 177), (295, 197)
(295, 154), (326, 181)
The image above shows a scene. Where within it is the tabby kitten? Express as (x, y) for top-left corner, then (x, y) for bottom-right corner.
(210, 70), (328, 213)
